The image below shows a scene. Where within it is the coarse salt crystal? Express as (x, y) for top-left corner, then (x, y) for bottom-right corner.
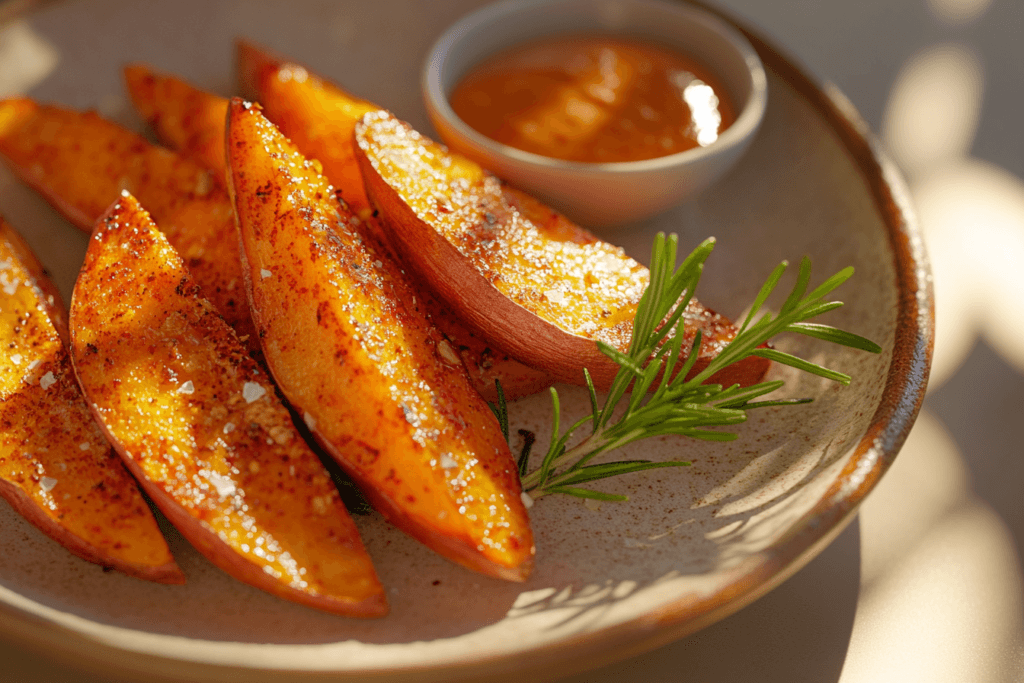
(26, 359), (41, 371)
(520, 492), (534, 509)
(439, 453), (458, 469)
(207, 471), (236, 498)
(10, 354), (22, 365)
(40, 476), (58, 492)
(1, 275), (18, 296)
(437, 339), (460, 366)
(544, 289), (565, 304)
(260, 269), (272, 279)
(177, 380), (195, 395)
(243, 382), (266, 403)
(39, 372), (56, 390)
(79, 443), (90, 451)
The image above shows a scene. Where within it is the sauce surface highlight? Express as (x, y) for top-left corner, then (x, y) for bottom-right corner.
(450, 35), (736, 163)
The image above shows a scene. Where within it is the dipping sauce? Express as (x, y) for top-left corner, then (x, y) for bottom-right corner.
(450, 35), (736, 164)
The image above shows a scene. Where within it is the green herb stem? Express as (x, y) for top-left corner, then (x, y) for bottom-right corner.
(490, 233), (881, 503)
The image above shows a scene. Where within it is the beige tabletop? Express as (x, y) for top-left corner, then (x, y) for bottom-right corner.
(3, 0), (1023, 680)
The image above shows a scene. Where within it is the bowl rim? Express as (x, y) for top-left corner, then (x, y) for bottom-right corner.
(422, 0), (769, 176)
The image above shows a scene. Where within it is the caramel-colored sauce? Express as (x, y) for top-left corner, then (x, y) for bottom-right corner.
(450, 35), (736, 163)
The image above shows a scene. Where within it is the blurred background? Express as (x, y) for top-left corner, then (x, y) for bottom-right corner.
(1, 0), (1022, 680)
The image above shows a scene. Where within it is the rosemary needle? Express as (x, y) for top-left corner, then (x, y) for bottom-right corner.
(489, 233), (881, 502)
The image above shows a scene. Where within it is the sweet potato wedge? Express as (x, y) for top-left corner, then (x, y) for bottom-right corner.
(0, 216), (182, 583)
(354, 110), (771, 389)
(125, 55), (550, 402)
(235, 40), (379, 219)
(0, 97), (259, 358)
(69, 193), (386, 617)
(227, 100), (534, 581)
(124, 63), (229, 177)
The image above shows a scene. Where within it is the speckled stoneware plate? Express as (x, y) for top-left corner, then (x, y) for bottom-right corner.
(0, 1), (932, 681)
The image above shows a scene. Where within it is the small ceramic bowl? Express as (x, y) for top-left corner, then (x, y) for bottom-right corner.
(422, 0), (768, 229)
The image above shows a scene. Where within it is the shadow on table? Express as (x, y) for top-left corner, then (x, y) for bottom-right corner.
(560, 517), (861, 683)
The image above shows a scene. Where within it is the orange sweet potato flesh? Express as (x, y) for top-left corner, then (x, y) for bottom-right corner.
(0, 216), (182, 583)
(235, 40), (379, 220)
(122, 53), (550, 403)
(124, 63), (229, 176)
(0, 97), (260, 359)
(355, 111), (771, 389)
(227, 100), (534, 581)
(69, 193), (386, 616)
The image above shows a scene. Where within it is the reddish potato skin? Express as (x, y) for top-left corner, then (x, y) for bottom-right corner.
(227, 100), (534, 581)
(124, 52), (550, 402)
(234, 41), (553, 400)
(355, 111), (771, 390)
(0, 97), (260, 359)
(69, 193), (386, 617)
(0, 216), (182, 584)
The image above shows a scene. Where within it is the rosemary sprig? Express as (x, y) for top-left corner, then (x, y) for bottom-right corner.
(490, 233), (881, 503)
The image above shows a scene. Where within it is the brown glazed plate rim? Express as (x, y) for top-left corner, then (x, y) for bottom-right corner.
(0, 0), (933, 680)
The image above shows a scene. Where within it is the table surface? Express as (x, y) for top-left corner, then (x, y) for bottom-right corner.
(3, 0), (1024, 680)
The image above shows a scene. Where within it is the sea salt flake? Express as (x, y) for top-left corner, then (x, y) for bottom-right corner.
(26, 359), (41, 371)
(207, 471), (236, 498)
(39, 476), (58, 493)
(437, 339), (460, 365)
(520, 492), (534, 509)
(544, 288), (565, 304)
(439, 453), (458, 469)
(223, 422), (236, 434)
(243, 382), (266, 403)
(10, 354), (22, 365)
(260, 269), (272, 279)
(177, 380), (195, 395)
(39, 371), (56, 390)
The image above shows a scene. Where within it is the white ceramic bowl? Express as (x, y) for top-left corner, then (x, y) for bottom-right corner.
(422, 0), (768, 229)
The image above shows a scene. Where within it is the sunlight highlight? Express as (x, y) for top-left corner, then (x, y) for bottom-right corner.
(927, 0), (992, 25)
(881, 44), (983, 179)
(0, 20), (59, 97)
(841, 410), (1024, 683)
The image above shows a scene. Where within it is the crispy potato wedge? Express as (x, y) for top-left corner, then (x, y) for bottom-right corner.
(0, 97), (259, 358)
(355, 110), (771, 389)
(0, 216), (182, 583)
(124, 64), (229, 177)
(227, 100), (534, 581)
(69, 193), (386, 617)
(235, 40), (379, 219)
(125, 55), (550, 403)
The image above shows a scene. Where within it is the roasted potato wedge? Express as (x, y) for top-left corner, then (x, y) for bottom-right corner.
(69, 193), (386, 617)
(124, 63), (229, 176)
(235, 40), (379, 219)
(125, 55), (550, 402)
(0, 216), (182, 583)
(0, 97), (259, 358)
(227, 100), (534, 581)
(355, 110), (771, 389)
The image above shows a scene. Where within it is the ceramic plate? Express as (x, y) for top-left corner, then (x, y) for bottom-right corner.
(0, 1), (932, 681)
